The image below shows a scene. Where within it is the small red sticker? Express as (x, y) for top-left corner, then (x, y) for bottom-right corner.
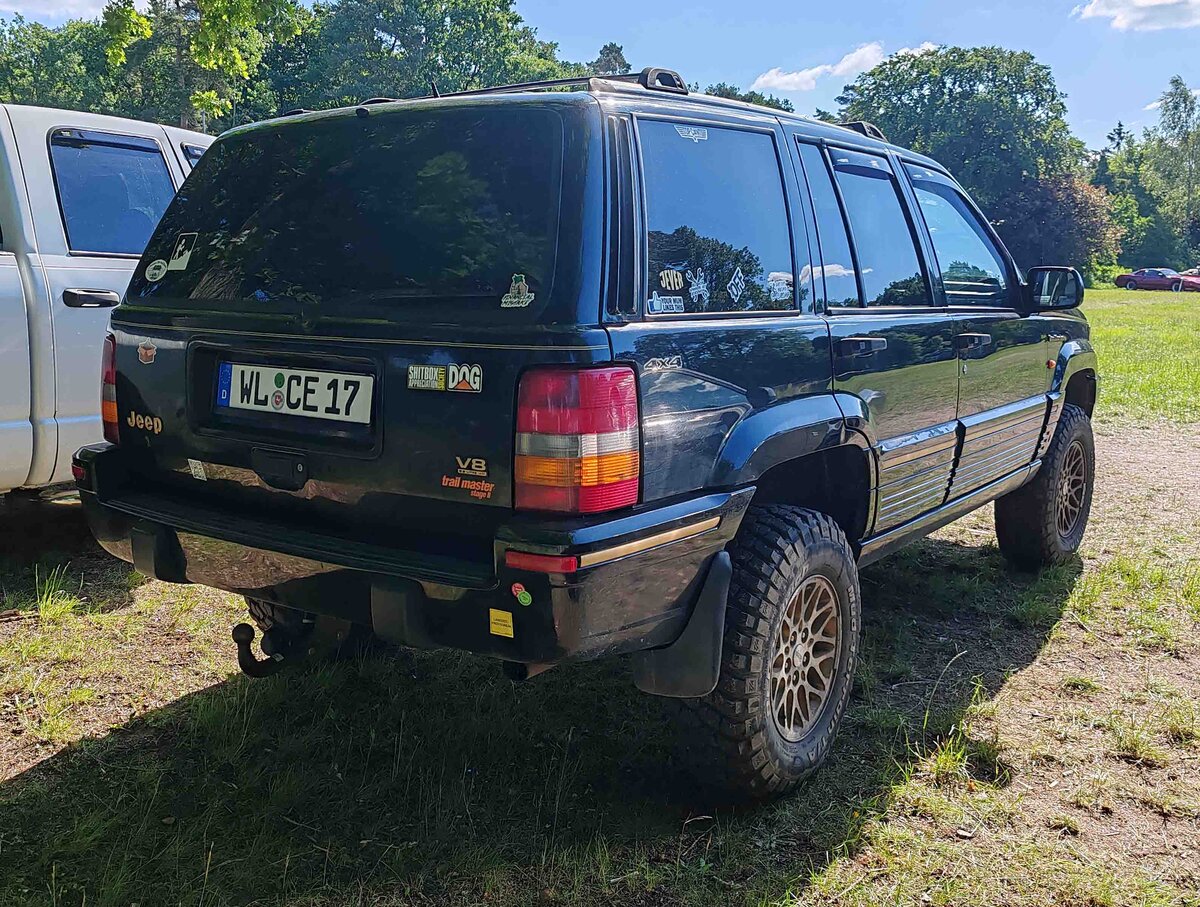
(511, 582), (526, 596)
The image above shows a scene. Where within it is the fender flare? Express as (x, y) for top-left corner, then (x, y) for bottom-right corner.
(1039, 339), (1098, 458)
(707, 394), (857, 488)
(1052, 339), (1098, 396)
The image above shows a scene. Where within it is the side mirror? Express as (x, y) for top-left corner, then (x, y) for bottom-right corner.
(1025, 266), (1084, 310)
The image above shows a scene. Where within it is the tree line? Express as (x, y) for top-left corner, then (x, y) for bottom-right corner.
(0, 6), (1193, 279)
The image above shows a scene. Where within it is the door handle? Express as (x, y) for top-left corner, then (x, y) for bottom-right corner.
(63, 288), (121, 308)
(838, 336), (888, 357)
(956, 332), (992, 351)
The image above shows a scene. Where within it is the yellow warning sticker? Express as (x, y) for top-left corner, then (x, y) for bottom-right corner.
(488, 608), (514, 638)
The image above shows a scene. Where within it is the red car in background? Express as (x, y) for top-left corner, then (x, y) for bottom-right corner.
(1115, 268), (1200, 292)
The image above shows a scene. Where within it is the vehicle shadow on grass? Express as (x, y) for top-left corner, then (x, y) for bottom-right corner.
(0, 533), (1081, 907)
(0, 494), (147, 615)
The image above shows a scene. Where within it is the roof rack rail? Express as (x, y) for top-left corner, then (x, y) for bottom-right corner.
(279, 107), (313, 117)
(839, 120), (888, 142)
(421, 66), (688, 100)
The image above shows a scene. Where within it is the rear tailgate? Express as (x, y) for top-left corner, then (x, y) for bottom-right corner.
(108, 96), (607, 549)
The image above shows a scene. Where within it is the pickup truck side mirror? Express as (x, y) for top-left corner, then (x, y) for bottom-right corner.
(1025, 266), (1084, 311)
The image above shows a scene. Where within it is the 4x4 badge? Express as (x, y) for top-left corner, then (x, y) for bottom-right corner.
(501, 273), (535, 308)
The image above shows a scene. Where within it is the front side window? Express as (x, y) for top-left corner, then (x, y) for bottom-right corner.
(831, 149), (930, 307)
(907, 165), (1009, 306)
(49, 129), (176, 255)
(640, 120), (795, 314)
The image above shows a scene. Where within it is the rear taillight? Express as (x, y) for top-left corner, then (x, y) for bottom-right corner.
(101, 333), (119, 445)
(515, 366), (640, 513)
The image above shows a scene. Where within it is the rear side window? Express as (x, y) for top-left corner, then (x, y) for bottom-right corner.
(640, 120), (794, 315)
(49, 129), (176, 256)
(907, 165), (1009, 307)
(796, 142), (859, 308)
(831, 149), (931, 308)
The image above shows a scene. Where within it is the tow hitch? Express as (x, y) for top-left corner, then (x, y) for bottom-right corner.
(231, 614), (358, 678)
(231, 623), (285, 678)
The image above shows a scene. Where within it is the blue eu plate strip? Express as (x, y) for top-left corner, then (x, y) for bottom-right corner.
(216, 362), (232, 408)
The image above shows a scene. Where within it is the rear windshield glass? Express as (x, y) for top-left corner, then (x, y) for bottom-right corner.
(130, 106), (564, 319)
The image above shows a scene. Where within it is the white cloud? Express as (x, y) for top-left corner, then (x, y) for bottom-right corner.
(1073, 0), (1200, 31)
(1144, 86), (1200, 109)
(829, 41), (886, 77)
(751, 41), (934, 94)
(0, 1), (109, 18)
(897, 41), (938, 56)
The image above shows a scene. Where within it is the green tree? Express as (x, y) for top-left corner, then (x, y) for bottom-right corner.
(588, 42), (629, 75)
(704, 81), (794, 112)
(102, 0), (301, 127)
(835, 45), (1098, 269)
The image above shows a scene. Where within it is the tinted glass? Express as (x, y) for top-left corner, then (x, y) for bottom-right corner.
(641, 120), (794, 314)
(797, 142), (859, 307)
(831, 149), (930, 307)
(132, 107), (564, 321)
(908, 166), (1009, 306)
(50, 130), (175, 255)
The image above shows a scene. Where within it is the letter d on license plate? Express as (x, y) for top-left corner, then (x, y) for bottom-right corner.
(217, 362), (374, 424)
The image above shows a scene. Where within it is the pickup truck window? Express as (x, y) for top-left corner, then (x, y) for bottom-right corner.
(49, 129), (175, 256)
(181, 143), (206, 168)
(906, 165), (1009, 307)
(795, 142), (860, 308)
(830, 149), (931, 308)
(640, 120), (794, 315)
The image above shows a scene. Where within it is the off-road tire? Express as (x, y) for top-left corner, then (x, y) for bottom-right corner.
(680, 505), (861, 801)
(994, 403), (1094, 571)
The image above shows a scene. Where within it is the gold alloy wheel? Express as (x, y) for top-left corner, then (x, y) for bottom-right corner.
(770, 574), (840, 742)
(1056, 438), (1088, 538)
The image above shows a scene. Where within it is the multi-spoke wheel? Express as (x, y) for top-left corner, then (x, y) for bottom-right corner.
(1055, 439), (1088, 538)
(996, 403), (1095, 570)
(681, 505), (861, 801)
(770, 576), (840, 742)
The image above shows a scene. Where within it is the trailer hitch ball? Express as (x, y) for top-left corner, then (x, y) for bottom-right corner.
(232, 623), (285, 678)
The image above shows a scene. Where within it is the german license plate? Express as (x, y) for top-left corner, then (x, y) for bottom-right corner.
(216, 362), (374, 424)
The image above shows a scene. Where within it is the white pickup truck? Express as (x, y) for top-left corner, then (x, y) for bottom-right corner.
(0, 105), (211, 496)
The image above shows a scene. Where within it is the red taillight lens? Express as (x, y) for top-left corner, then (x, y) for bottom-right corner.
(101, 333), (119, 445)
(515, 367), (640, 514)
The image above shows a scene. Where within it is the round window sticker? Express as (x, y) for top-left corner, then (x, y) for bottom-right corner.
(145, 259), (168, 282)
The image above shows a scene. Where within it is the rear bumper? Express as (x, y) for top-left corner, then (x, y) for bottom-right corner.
(74, 443), (751, 665)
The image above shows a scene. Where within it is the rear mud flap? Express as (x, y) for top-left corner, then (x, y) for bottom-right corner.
(631, 551), (731, 698)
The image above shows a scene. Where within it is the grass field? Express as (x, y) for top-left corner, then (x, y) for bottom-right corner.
(1, 289), (1198, 906)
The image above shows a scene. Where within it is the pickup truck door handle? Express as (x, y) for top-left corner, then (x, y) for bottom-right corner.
(63, 288), (121, 308)
(956, 332), (992, 351)
(838, 336), (888, 357)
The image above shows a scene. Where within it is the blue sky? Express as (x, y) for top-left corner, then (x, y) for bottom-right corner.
(6, 0), (1197, 148)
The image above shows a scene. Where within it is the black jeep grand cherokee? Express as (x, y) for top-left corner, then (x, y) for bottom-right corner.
(76, 67), (1098, 800)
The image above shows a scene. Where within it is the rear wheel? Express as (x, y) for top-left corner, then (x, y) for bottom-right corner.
(681, 505), (861, 801)
(1125, 280), (1137, 291)
(994, 403), (1094, 570)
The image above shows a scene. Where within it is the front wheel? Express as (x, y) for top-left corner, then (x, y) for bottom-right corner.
(681, 505), (861, 800)
(1125, 280), (1137, 291)
(1172, 281), (1184, 293)
(994, 403), (1095, 570)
